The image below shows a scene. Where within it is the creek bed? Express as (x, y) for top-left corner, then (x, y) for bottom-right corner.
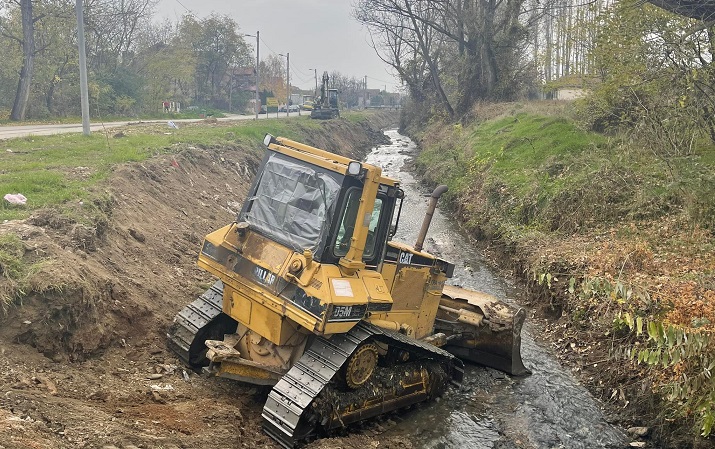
(364, 129), (627, 449)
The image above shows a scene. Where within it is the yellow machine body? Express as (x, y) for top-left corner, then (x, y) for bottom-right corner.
(168, 133), (528, 446)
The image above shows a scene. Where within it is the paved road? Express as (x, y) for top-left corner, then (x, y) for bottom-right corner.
(0, 111), (305, 139)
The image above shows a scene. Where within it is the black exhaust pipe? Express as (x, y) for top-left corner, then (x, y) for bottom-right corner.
(414, 185), (448, 252)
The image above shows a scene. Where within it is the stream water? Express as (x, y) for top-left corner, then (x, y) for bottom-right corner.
(365, 129), (628, 449)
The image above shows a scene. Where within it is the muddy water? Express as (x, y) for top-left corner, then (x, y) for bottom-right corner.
(365, 129), (628, 449)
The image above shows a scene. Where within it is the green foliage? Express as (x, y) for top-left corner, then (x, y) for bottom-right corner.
(90, 68), (145, 116)
(177, 14), (253, 111)
(415, 109), (715, 237)
(579, 0), (715, 152)
(0, 1), (255, 119)
(621, 316), (715, 437)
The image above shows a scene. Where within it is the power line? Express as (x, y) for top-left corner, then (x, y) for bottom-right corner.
(290, 62), (310, 78)
(290, 69), (311, 84)
(173, 0), (193, 14)
(259, 37), (281, 57)
(366, 75), (395, 84)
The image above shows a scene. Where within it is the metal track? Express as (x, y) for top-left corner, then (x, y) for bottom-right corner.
(167, 280), (224, 366)
(261, 321), (463, 448)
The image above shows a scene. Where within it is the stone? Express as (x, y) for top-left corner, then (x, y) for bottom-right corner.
(128, 229), (145, 243)
(627, 427), (650, 438)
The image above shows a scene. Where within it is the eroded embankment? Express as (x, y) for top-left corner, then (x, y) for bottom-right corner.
(0, 113), (395, 449)
(406, 102), (715, 449)
(0, 114), (391, 359)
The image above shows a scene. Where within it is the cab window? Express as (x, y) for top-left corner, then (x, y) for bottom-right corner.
(334, 188), (384, 260)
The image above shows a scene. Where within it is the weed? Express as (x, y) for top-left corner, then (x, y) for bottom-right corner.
(0, 233), (31, 313)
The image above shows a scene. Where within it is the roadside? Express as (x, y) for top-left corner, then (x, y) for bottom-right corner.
(0, 112), (304, 140)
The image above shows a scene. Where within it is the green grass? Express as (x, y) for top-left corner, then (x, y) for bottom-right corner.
(0, 232), (50, 313)
(342, 111), (371, 123)
(0, 233), (26, 311)
(0, 233), (24, 279)
(415, 112), (715, 234)
(0, 115), (325, 221)
(0, 110), (229, 126)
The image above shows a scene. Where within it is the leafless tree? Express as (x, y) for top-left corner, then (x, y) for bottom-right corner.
(355, 0), (532, 116)
(84, 0), (157, 72)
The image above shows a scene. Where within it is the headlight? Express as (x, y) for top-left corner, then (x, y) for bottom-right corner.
(201, 240), (219, 260)
(347, 161), (362, 176)
(263, 133), (276, 147)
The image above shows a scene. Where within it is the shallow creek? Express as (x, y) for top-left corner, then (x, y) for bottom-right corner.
(364, 129), (628, 449)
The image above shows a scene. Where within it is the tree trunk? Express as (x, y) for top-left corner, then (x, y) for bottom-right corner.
(10, 0), (35, 121)
(405, 1), (454, 117)
(46, 57), (70, 114)
(480, 0), (498, 96)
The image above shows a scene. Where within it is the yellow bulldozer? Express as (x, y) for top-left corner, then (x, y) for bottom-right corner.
(168, 134), (529, 447)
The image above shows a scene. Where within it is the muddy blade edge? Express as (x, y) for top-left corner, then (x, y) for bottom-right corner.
(448, 306), (531, 376)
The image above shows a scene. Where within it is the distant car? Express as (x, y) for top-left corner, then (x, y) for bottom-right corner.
(289, 104), (300, 113)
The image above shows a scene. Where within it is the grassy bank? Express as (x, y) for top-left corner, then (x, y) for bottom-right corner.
(0, 111), (395, 314)
(0, 112), (389, 223)
(412, 102), (715, 446)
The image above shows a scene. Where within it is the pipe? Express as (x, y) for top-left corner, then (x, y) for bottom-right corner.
(414, 185), (448, 252)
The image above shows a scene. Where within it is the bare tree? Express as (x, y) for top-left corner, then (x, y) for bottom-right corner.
(355, 0), (532, 116)
(355, 0), (454, 116)
(83, 0), (156, 72)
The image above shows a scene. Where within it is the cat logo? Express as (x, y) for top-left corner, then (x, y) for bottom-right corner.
(399, 251), (413, 265)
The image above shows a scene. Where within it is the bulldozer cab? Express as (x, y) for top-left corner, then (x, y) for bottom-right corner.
(240, 134), (400, 269)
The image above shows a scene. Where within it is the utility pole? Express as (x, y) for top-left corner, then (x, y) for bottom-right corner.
(255, 31), (259, 120)
(310, 68), (318, 98)
(279, 53), (289, 117)
(286, 52), (289, 118)
(245, 32), (260, 120)
(364, 75), (368, 109)
(75, 0), (90, 136)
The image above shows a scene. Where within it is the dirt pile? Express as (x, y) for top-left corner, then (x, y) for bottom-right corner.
(0, 115), (395, 449)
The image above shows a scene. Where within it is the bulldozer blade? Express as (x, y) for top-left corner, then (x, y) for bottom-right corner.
(440, 285), (531, 376)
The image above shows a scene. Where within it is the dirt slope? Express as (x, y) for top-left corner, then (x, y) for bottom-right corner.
(0, 116), (407, 449)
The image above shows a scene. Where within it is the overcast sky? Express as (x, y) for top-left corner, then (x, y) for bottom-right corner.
(153, 0), (400, 92)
